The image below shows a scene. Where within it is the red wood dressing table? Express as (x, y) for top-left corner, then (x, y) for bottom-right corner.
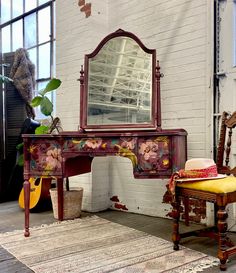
(23, 29), (187, 236)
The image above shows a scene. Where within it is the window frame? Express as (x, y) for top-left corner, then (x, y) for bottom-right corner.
(0, 0), (56, 118)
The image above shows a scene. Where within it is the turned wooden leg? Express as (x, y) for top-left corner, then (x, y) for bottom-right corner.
(183, 197), (190, 226)
(217, 205), (228, 271)
(57, 178), (64, 221)
(172, 195), (181, 251)
(24, 179), (30, 237)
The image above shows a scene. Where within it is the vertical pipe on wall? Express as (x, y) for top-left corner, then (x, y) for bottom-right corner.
(213, 0), (221, 161)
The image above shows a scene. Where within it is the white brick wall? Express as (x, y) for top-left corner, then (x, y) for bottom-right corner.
(56, 0), (214, 216)
(56, 0), (109, 131)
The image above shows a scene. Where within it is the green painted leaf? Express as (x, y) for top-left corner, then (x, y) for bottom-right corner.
(31, 96), (43, 107)
(35, 125), (50, 134)
(17, 154), (24, 166)
(40, 97), (53, 116)
(40, 78), (61, 95)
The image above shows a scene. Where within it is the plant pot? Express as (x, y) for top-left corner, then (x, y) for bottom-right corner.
(49, 187), (83, 220)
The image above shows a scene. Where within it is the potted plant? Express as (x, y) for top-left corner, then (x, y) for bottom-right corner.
(16, 78), (62, 167)
(30, 78), (62, 134)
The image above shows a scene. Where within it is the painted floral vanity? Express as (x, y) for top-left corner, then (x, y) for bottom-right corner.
(23, 29), (187, 236)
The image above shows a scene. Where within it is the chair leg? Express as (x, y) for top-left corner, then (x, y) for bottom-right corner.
(217, 205), (228, 271)
(172, 196), (181, 250)
(183, 196), (190, 226)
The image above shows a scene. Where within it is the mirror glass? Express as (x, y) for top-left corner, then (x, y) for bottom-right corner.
(87, 37), (152, 125)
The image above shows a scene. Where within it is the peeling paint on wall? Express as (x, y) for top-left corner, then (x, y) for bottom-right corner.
(110, 195), (119, 202)
(78, 0), (91, 18)
(114, 203), (128, 211)
(163, 190), (206, 224)
(110, 195), (128, 211)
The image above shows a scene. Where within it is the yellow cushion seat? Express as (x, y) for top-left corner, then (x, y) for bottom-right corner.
(177, 176), (236, 193)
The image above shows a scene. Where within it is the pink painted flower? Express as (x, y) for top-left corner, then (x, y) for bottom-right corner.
(120, 138), (135, 150)
(45, 148), (62, 170)
(139, 140), (159, 161)
(85, 138), (102, 149)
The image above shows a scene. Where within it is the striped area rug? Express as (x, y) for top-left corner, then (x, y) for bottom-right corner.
(0, 216), (218, 273)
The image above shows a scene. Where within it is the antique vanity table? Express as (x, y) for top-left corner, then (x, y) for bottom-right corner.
(23, 29), (187, 236)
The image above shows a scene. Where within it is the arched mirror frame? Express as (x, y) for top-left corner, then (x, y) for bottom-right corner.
(79, 29), (161, 131)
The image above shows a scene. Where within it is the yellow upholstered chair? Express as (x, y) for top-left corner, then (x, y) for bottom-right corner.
(171, 111), (236, 271)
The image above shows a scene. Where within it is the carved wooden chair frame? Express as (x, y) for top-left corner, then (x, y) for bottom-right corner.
(172, 111), (236, 271)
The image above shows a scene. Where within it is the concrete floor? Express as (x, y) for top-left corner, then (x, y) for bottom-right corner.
(1, 201), (236, 272)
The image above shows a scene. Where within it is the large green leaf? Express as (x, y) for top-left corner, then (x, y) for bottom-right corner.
(40, 78), (61, 96)
(30, 96), (43, 107)
(35, 125), (50, 134)
(16, 142), (24, 150)
(40, 97), (53, 116)
(17, 153), (24, 167)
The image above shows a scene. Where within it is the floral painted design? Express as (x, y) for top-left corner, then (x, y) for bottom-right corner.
(138, 137), (170, 172)
(139, 140), (159, 161)
(45, 148), (62, 171)
(29, 140), (62, 175)
(64, 137), (136, 153)
(115, 145), (138, 167)
(120, 138), (135, 150)
(64, 137), (138, 167)
(114, 137), (137, 167)
(161, 156), (170, 168)
(25, 132), (185, 180)
(85, 138), (102, 149)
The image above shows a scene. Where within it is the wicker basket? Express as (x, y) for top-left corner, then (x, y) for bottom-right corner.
(49, 187), (83, 220)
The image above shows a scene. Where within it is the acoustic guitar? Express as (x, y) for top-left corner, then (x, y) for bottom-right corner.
(18, 177), (52, 209)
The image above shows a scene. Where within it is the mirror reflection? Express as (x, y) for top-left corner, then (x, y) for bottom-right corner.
(87, 37), (152, 125)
